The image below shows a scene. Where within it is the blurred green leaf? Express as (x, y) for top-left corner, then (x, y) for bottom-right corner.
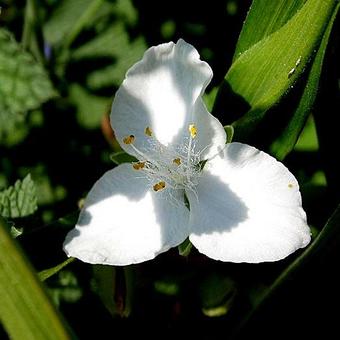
(292, 116), (319, 152)
(0, 174), (37, 218)
(154, 279), (180, 296)
(215, 0), (337, 140)
(86, 37), (146, 89)
(271, 5), (338, 159)
(43, 0), (103, 46)
(110, 151), (137, 165)
(0, 217), (73, 339)
(0, 29), (55, 139)
(199, 273), (236, 317)
(69, 84), (109, 129)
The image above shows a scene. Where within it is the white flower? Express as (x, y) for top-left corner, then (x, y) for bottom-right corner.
(63, 39), (311, 265)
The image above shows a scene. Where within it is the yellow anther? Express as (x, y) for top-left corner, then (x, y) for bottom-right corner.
(153, 181), (166, 192)
(123, 135), (135, 144)
(288, 183), (294, 188)
(145, 126), (153, 137)
(173, 158), (181, 166)
(132, 162), (145, 170)
(189, 124), (197, 138)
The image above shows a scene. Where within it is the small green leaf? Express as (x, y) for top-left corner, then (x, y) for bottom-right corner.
(0, 217), (74, 339)
(178, 237), (193, 257)
(39, 258), (76, 282)
(224, 125), (235, 143)
(110, 151), (137, 165)
(10, 225), (23, 238)
(199, 273), (237, 317)
(0, 29), (55, 138)
(0, 174), (38, 218)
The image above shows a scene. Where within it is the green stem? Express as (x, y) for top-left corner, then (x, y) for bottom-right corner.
(21, 0), (45, 64)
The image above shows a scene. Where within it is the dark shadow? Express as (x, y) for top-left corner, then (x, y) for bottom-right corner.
(188, 171), (248, 236)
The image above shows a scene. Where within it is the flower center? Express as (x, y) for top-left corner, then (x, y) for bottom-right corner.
(123, 124), (201, 196)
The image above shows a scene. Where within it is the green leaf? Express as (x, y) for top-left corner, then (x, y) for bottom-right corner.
(0, 217), (74, 339)
(178, 237), (193, 257)
(86, 37), (146, 89)
(224, 125), (235, 144)
(233, 0), (306, 60)
(69, 84), (109, 129)
(0, 174), (38, 218)
(199, 273), (237, 317)
(43, 0), (104, 46)
(39, 258), (76, 281)
(214, 0), (337, 140)
(110, 151), (137, 165)
(0, 28), (55, 138)
(270, 4), (339, 159)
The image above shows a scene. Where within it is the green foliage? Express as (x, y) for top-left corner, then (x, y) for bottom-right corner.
(271, 5), (339, 159)
(0, 174), (38, 218)
(215, 0), (337, 141)
(0, 29), (55, 139)
(0, 217), (74, 339)
(1, 0), (339, 338)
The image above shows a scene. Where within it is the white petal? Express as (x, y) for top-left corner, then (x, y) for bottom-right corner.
(110, 39), (226, 159)
(64, 164), (189, 265)
(188, 142), (311, 263)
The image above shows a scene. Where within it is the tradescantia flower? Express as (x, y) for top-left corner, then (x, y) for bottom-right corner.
(63, 39), (311, 265)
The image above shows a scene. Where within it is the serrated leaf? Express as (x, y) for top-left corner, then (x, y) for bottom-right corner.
(0, 28), (55, 138)
(0, 174), (38, 218)
(214, 0), (337, 140)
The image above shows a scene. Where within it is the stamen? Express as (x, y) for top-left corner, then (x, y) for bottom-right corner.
(145, 126), (153, 137)
(132, 162), (145, 170)
(153, 181), (166, 192)
(188, 124), (197, 139)
(123, 135), (135, 144)
(173, 158), (181, 166)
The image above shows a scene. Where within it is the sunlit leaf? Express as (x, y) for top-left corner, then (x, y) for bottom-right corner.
(271, 4), (339, 159)
(0, 174), (37, 218)
(214, 0), (337, 140)
(0, 29), (55, 139)
(233, 0), (306, 60)
(39, 258), (76, 281)
(0, 217), (74, 339)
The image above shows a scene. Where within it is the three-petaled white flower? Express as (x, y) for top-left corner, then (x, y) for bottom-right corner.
(63, 39), (311, 265)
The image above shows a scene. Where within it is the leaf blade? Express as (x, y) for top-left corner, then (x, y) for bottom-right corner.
(0, 217), (74, 339)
